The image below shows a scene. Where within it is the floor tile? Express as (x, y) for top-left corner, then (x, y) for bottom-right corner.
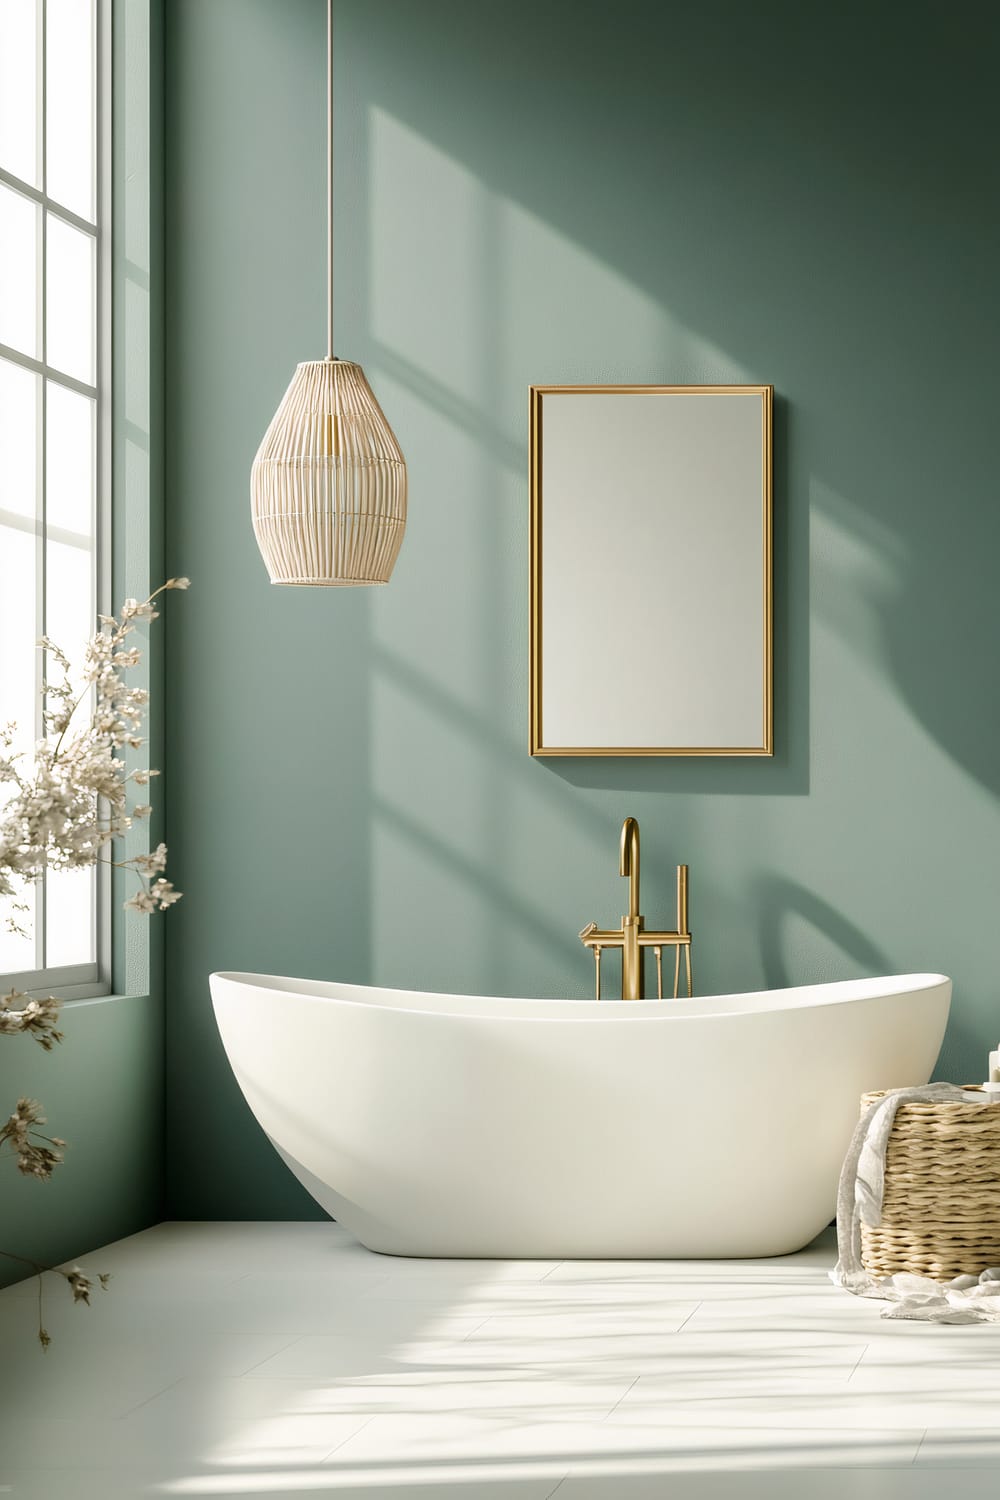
(173, 1472), (565, 1499)
(915, 1429), (1000, 1467)
(851, 1332), (1000, 1382)
(328, 1410), (642, 1466)
(245, 1369), (635, 1420)
(351, 1258), (562, 1283)
(606, 1382), (994, 1432)
(81, 1221), (364, 1276)
(464, 1300), (701, 1344)
(119, 1375), (375, 1465)
(0, 1472), (566, 1499)
(446, 1308), (699, 1369)
(554, 1468), (1000, 1498)
(361, 1275), (673, 1305)
(328, 1409), (921, 1468)
(0, 1329), (300, 1417)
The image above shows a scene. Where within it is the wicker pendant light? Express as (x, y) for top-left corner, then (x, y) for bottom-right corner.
(251, 0), (406, 586)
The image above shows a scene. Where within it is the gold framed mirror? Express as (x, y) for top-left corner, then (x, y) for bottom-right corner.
(529, 384), (773, 757)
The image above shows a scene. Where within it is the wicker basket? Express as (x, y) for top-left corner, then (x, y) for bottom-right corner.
(860, 1090), (1000, 1283)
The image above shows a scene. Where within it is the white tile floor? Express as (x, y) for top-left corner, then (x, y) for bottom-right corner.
(2, 1222), (1000, 1498)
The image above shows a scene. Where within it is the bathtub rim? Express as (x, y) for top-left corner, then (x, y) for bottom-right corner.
(210, 969), (951, 1023)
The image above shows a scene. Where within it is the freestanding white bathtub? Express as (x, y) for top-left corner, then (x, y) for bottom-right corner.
(210, 971), (950, 1259)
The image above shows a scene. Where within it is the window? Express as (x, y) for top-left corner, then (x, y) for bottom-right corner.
(0, 0), (110, 997)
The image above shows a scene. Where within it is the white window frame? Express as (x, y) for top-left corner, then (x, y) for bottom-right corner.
(0, 0), (112, 1002)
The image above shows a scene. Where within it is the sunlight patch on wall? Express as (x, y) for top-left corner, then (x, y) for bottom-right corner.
(370, 108), (492, 399)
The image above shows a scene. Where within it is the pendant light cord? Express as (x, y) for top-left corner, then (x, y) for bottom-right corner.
(326, 0), (334, 360)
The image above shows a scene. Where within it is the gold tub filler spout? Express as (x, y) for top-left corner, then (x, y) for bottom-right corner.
(579, 816), (692, 1001)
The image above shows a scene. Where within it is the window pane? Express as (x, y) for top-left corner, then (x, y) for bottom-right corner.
(0, 0), (40, 187)
(47, 380), (94, 534)
(0, 879), (37, 974)
(46, 213), (94, 383)
(46, 0), (95, 220)
(0, 182), (40, 357)
(0, 356), (39, 520)
(46, 866), (96, 967)
(45, 531), (92, 700)
(0, 513), (39, 756)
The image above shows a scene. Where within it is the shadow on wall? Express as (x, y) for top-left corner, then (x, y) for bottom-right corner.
(753, 875), (891, 993)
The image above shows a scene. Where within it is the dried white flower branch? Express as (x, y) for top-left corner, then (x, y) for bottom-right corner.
(1, 579), (188, 1345)
(0, 1248), (110, 1349)
(0, 1097), (67, 1180)
(0, 993), (64, 1050)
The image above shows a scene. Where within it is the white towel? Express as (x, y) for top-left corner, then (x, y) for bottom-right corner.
(830, 1083), (1000, 1323)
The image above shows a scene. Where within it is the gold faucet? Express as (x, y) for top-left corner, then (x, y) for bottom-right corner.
(579, 816), (692, 1000)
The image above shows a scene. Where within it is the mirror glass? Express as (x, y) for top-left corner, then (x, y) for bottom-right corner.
(530, 385), (772, 756)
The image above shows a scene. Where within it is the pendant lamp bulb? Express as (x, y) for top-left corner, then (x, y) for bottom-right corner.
(250, 0), (407, 586)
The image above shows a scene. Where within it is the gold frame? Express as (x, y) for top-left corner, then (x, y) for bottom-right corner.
(529, 383), (773, 757)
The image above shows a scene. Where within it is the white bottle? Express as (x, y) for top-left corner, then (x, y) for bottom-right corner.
(973, 1048), (1000, 1101)
(964, 1049), (1000, 1102)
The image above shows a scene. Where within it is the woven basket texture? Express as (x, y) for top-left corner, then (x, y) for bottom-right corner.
(860, 1089), (1000, 1283)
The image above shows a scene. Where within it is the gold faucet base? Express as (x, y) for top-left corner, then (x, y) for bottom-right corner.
(579, 817), (693, 1000)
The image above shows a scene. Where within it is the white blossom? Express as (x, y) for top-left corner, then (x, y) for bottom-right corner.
(151, 879), (181, 908)
(124, 890), (157, 914)
(133, 843), (168, 875)
(120, 598), (158, 622)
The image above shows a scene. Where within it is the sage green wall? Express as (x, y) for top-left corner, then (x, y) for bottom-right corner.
(164, 0), (1000, 1217)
